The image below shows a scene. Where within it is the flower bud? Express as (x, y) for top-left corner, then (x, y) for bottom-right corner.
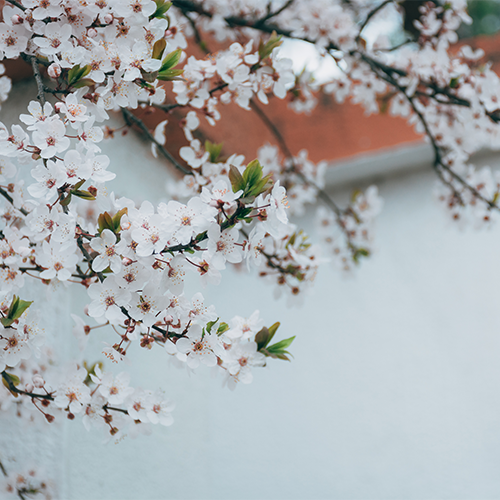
(87, 28), (98, 38)
(25, 383), (34, 393)
(11, 14), (23, 25)
(47, 63), (61, 79)
(54, 102), (63, 113)
(103, 13), (113, 24)
(32, 374), (45, 388)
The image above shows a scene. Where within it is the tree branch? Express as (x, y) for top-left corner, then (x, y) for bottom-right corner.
(0, 187), (28, 216)
(121, 107), (194, 176)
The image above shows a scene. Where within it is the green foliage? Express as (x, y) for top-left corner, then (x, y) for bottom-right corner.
(258, 31), (283, 60)
(2, 372), (20, 397)
(67, 64), (91, 87)
(1, 295), (33, 327)
(256, 322), (295, 361)
(158, 48), (184, 81)
(264, 336), (296, 361)
(97, 208), (128, 235)
(152, 0), (172, 19)
(205, 140), (223, 163)
(229, 160), (273, 203)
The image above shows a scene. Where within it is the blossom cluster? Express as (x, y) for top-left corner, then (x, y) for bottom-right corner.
(0, 0), (499, 466)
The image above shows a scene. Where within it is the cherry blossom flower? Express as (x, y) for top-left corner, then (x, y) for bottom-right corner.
(54, 364), (91, 414)
(90, 229), (126, 273)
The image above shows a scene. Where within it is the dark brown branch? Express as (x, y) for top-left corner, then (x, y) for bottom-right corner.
(0, 187), (28, 216)
(5, 0), (26, 11)
(121, 107), (193, 176)
(76, 231), (105, 283)
(29, 55), (46, 107)
(357, 0), (394, 41)
(249, 98), (359, 254)
(259, 0), (295, 23)
(1, 371), (53, 400)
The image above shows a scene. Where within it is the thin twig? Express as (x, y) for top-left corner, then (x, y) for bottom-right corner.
(5, 0), (26, 11)
(258, 0), (295, 24)
(29, 55), (46, 107)
(357, 0), (394, 41)
(121, 107), (193, 176)
(0, 187), (28, 216)
(248, 98), (357, 252)
(1, 371), (53, 400)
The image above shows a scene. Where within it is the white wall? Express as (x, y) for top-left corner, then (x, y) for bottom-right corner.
(3, 81), (500, 500)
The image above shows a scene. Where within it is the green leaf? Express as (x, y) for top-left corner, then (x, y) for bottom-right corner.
(152, 0), (172, 18)
(152, 39), (167, 60)
(228, 165), (245, 193)
(267, 335), (295, 353)
(112, 208), (128, 231)
(67, 64), (91, 86)
(71, 189), (96, 201)
(217, 322), (229, 335)
(72, 78), (95, 89)
(1, 295), (33, 327)
(242, 159), (263, 186)
(205, 140), (223, 163)
(98, 212), (114, 233)
(206, 318), (219, 334)
(258, 31), (283, 60)
(267, 322), (280, 345)
(157, 68), (184, 81)
(160, 48), (182, 72)
(255, 326), (270, 350)
(60, 193), (72, 206)
(2, 372), (20, 397)
(352, 247), (370, 263)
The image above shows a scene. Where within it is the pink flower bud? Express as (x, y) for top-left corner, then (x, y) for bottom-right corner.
(11, 14), (23, 25)
(25, 383), (34, 393)
(54, 102), (63, 113)
(87, 28), (98, 38)
(47, 63), (61, 79)
(103, 13), (113, 24)
(32, 374), (45, 388)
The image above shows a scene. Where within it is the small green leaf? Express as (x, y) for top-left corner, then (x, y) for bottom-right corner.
(152, 39), (167, 60)
(1, 296), (33, 327)
(267, 335), (295, 353)
(157, 68), (184, 81)
(160, 48), (182, 72)
(60, 193), (72, 206)
(152, 0), (172, 18)
(72, 78), (95, 89)
(2, 372), (20, 397)
(258, 31), (283, 60)
(255, 326), (270, 350)
(267, 322), (280, 344)
(229, 165), (245, 193)
(112, 208), (128, 231)
(98, 212), (114, 233)
(206, 318), (219, 334)
(71, 189), (96, 201)
(217, 322), (229, 335)
(205, 140), (223, 163)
